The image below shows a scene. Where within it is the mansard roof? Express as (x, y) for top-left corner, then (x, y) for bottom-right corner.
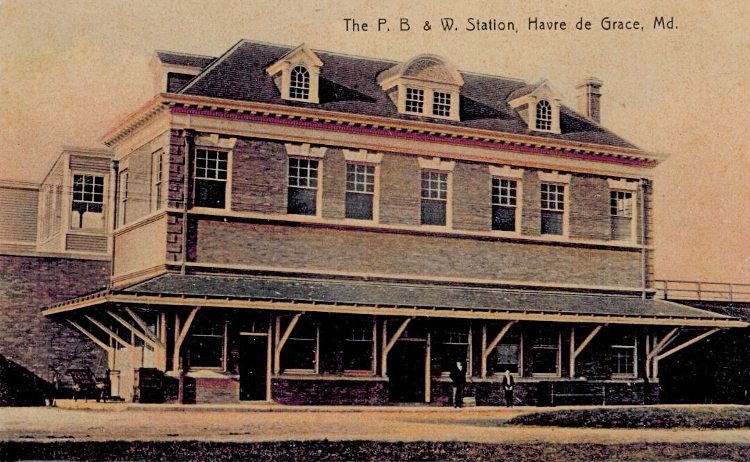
(169, 40), (637, 149)
(154, 50), (216, 69)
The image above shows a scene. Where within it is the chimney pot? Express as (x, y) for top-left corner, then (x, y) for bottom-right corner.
(576, 77), (603, 123)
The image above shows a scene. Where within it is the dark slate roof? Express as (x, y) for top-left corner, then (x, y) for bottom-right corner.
(175, 40), (638, 150)
(123, 274), (730, 321)
(155, 50), (216, 69)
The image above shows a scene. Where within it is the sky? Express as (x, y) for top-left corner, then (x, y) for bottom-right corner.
(1, 0), (748, 284)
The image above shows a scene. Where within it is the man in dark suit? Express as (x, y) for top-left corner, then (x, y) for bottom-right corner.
(450, 361), (466, 408)
(501, 369), (515, 407)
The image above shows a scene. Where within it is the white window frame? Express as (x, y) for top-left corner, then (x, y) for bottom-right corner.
(490, 166), (524, 234)
(398, 84), (460, 121)
(289, 65), (311, 101)
(418, 157), (455, 228)
(193, 147), (231, 210)
(404, 86), (425, 114)
(536, 100), (553, 131)
(531, 330), (561, 378)
(439, 325), (473, 378)
(343, 149), (382, 223)
(607, 179), (639, 243)
(538, 171), (571, 237)
(611, 340), (638, 378)
(343, 317), (378, 375)
(282, 321), (320, 375)
(70, 172), (107, 231)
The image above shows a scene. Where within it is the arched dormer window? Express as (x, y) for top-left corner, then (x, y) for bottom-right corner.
(507, 80), (562, 134)
(536, 100), (552, 131)
(289, 66), (311, 100)
(266, 44), (323, 103)
(377, 54), (464, 121)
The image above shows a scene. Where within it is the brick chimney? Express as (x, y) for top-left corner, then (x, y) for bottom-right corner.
(576, 77), (603, 123)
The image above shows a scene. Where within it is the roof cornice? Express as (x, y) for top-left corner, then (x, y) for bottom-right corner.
(103, 93), (666, 164)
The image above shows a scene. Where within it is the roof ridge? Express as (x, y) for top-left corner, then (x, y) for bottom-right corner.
(178, 39), (249, 93)
(155, 49), (216, 59)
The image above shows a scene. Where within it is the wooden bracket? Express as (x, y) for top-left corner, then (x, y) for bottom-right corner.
(107, 310), (159, 348)
(84, 315), (130, 347)
(480, 321), (515, 378)
(569, 324), (603, 377)
(172, 307), (200, 372)
(381, 318), (411, 377)
(273, 313), (302, 374)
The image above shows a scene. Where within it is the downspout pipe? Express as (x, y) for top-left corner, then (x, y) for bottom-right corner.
(109, 160), (120, 288)
(640, 179), (648, 299)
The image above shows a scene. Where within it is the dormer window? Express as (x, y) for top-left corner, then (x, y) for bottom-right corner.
(289, 66), (311, 100)
(378, 54), (464, 121)
(536, 100), (552, 131)
(266, 44), (323, 104)
(508, 80), (562, 134)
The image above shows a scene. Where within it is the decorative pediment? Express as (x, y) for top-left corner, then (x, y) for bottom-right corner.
(266, 44), (323, 103)
(508, 79), (563, 134)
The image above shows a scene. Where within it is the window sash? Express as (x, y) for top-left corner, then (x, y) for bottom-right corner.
(72, 175), (104, 204)
(421, 199), (446, 226)
(612, 346), (636, 375)
(405, 87), (425, 113)
(345, 192), (373, 220)
(346, 164), (375, 193)
(432, 91), (451, 117)
(610, 191), (633, 217)
(288, 158), (319, 189)
(540, 183), (565, 210)
(536, 100), (552, 130)
(195, 149), (228, 181)
(289, 66), (311, 100)
(492, 178), (517, 206)
(421, 171), (448, 200)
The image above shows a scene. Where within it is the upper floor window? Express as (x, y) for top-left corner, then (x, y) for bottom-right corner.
(540, 183), (565, 235)
(288, 157), (319, 215)
(536, 100), (552, 131)
(421, 170), (448, 226)
(151, 150), (164, 212)
(432, 91), (451, 117)
(71, 174), (105, 230)
(405, 87), (425, 113)
(289, 66), (311, 100)
(610, 190), (634, 240)
(492, 178), (517, 232)
(194, 148), (228, 209)
(345, 163), (375, 220)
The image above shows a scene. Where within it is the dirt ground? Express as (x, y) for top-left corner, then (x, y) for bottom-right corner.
(1, 402), (749, 445)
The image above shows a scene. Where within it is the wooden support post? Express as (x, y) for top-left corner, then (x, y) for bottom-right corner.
(647, 328), (680, 379)
(425, 332), (431, 403)
(273, 313), (302, 375)
(381, 318), (411, 377)
(481, 321), (515, 378)
(158, 312), (167, 371)
(172, 307), (200, 374)
(570, 325), (603, 378)
(84, 315), (130, 347)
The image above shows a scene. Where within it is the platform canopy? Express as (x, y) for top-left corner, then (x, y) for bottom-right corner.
(43, 273), (747, 328)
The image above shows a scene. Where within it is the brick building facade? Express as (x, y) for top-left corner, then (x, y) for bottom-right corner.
(4, 40), (747, 405)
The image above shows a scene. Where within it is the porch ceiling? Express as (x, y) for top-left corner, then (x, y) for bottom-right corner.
(42, 274), (748, 328)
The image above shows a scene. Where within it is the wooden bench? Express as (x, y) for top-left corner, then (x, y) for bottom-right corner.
(66, 368), (109, 402)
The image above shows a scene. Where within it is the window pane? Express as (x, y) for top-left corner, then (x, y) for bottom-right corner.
(194, 179), (226, 208)
(611, 216), (632, 240)
(541, 210), (563, 235)
(289, 66), (311, 100)
(421, 199), (446, 225)
(345, 191), (373, 220)
(405, 87), (424, 113)
(492, 205), (516, 231)
(288, 187), (317, 215)
(494, 344), (519, 374)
